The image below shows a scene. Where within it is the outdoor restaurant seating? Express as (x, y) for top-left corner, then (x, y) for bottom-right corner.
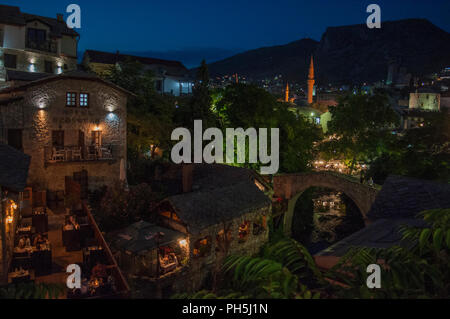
(32, 207), (48, 233)
(11, 232), (52, 278)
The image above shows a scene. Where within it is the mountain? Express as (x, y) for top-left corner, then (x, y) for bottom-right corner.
(205, 38), (318, 82)
(205, 19), (450, 85)
(124, 48), (242, 68)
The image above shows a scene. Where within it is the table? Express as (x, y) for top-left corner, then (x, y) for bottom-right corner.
(32, 248), (52, 277)
(10, 270), (31, 284)
(83, 246), (105, 269)
(62, 228), (81, 251)
(32, 208), (48, 233)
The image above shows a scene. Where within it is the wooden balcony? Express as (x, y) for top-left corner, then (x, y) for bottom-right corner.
(25, 39), (57, 54)
(44, 146), (115, 166)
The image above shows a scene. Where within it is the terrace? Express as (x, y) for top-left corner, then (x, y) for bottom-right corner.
(8, 198), (129, 299)
(44, 145), (114, 165)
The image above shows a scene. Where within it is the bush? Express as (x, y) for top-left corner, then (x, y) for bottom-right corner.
(96, 182), (162, 231)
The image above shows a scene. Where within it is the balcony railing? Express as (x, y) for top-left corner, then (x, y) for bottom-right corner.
(44, 146), (114, 164)
(25, 39), (57, 54)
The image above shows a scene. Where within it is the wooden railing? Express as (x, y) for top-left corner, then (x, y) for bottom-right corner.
(82, 202), (130, 298)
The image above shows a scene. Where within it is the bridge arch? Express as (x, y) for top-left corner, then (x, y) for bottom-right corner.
(273, 172), (379, 236)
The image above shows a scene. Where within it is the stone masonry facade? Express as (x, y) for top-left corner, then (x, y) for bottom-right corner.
(0, 76), (128, 193)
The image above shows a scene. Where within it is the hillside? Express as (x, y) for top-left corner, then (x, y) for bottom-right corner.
(205, 19), (450, 85)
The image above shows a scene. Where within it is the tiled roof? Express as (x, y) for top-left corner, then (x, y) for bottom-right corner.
(367, 175), (450, 220)
(6, 70), (49, 82)
(23, 13), (78, 37)
(109, 221), (185, 254)
(0, 5), (25, 25)
(84, 50), (188, 76)
(0, 70), (134, 96)
(167, 181), (271, 235)
(0, 143), (30, 192)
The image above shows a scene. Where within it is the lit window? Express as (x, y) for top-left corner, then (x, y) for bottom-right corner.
(80, 93), (89, 107)
(66, 92), (77, 107)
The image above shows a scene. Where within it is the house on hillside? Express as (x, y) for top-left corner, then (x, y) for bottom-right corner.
(0, 5), (79, 87)
(82, 50), (193, 96)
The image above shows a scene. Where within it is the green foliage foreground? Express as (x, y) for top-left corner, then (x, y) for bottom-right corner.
(173, 208), (450, 299)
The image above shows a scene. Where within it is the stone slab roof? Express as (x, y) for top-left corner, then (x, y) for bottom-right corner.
(166, 181), (271, 235)
(0, 70), (134, 96)
(109, 221), (185, 255)
(0, 143), (30, 192)
(315, 218), (427, 257)
(367, 175), (450, 220)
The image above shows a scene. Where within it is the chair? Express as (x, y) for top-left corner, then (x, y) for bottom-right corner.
(52, 147), (65, 161)
(102, 147), (113, 159)
(72, 147), (82, 161)
(87, 146), (97, 160)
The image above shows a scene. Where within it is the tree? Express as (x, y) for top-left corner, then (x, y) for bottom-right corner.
(367, 112), (450, 184)
(321, 92), (399, 173)
(106, 58), (177, 172)
(187, 60), (216, 128)
(216, 83), (321, 173)
(327, 209), (450, 298)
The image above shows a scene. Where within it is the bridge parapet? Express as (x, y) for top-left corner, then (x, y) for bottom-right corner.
(273, 171), (380, 235)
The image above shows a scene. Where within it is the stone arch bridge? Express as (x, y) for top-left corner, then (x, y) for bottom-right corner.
(273, 171), (379, 236)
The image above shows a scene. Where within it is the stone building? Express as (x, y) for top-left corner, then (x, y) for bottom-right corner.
(108, 164), (272, 297)
(0, 70), (130, 196)
(0, 5), (79, 86)
(82, 50), (193, 96)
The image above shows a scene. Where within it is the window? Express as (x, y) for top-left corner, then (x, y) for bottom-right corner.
(7, 129), (23, 151)
(155, 80), (162, 92)
(193, 236), (211, 258)
(27, 28), (46, 45)
(4, 54), (17, 69)
(52, 130), (64, 148)
(238, 221), (250, 243)
(253, 215), (267, 236)
(45, 61), (53, 73)
(80, 93), (89, 107)
(91, 130), (102, 147)
(66, 92), (77, 107)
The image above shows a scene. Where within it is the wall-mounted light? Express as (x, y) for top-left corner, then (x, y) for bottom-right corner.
(178, 239), (188, 248)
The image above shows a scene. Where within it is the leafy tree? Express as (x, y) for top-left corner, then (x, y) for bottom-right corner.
(327, 208), (450, 298)
(367, 113), (450, 184)
(185, 60), (216, 128)
(321, 93), (399, 173)
(216, 83), (321, 173)
(96, 182), (162, 231)
(106, 58), (177, 170)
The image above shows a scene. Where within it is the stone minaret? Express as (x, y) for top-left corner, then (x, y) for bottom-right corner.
(307, 56), (315, 104)
(285, 82), (289, 102)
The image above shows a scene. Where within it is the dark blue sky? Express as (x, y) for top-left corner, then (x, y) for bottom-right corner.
(4, 0), (450, 67)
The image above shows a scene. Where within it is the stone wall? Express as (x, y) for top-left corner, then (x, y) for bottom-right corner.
(274, 172), (379, 235)
(0, 47), (77, 76)
(184, 206), (271, 292)
(0, 77), (127, 192)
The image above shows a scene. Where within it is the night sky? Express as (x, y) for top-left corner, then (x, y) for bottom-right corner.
(4, 0), (450, 67)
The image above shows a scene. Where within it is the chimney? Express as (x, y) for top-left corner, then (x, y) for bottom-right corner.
(182, 164), (194, 193)
(56, 14), (64, 22)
